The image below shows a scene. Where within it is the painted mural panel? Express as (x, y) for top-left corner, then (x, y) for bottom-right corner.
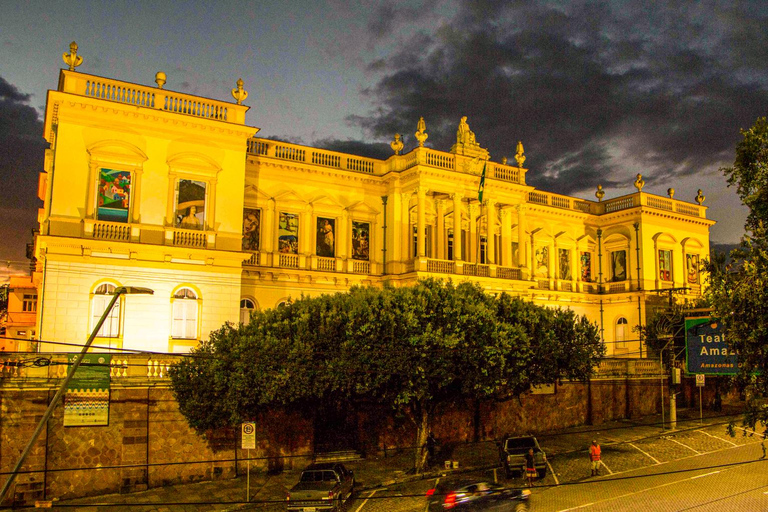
(686, 253), (699, 284)
(580, 252), (592, 282)
(534, 246), (549, 277)
(511, 242), (519, 266)
(612, 250), (627, 281)
(316, 217), (336, 257)
(175, 179), (207, 229)
(352, 221), (370, 261)
(97, 168), (131, 222)
(242, 208), (261, 251)
(559, 249), (571, 280)
(659, 249), (672, 281)
(279, 212), (299, 254)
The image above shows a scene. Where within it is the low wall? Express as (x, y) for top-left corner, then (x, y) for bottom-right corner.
(1, 356), (665, 507)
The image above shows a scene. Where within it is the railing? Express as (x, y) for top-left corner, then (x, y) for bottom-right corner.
(561, 281), (573, 292)
(246, 138), (382, 176)
(426, 259), (455, 274)
(84, 79), (154, 107)
(173, 229), (207, 248)
(93, 221), (131, 241)
(490, 164), (522, 184)
(244, 252), (259, 266)
(609, 282), (628, 293)
(497, 267), (522, 280)
(347, 157), (375, 174)
(317, 257), (336, 272)
(352, 260), (370, 274)
(537, 279), (550, 289)
(605, 197), (635, 213)
(1, 353), (182, 381)
(464, 264), (490, 277)
(425, 151), (455, 170)
(582, 283), (596, 293)
(594, 358), (663, 378)
(646, 196), (673, 211)
(163, 94), (227, 121)
(279, 253), (299, 268)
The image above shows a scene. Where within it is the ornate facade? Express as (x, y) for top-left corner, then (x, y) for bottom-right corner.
(31, 46), (714, 357)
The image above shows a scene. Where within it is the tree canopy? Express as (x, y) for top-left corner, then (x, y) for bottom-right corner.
(170, 279), (603, 471)
(706, 117), (768, 430)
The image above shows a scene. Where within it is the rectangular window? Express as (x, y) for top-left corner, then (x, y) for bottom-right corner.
(316, 217), (336, 257)
(22, 294), (37, 312)
(97, 168), (132, 223)
(172, 300), (198, 339)
(242, 208), (261, 251)
(479, 236), (487, 264)
(447, 230), (454, 261)
(659, 250), (672, 281)
(175, 179), (207, 229)
(278, 212), (299, 254)
(612, 250), (627, 281)
(559, 249), (571, 280)
(580, 252), (592, 282)
(92, 295), (120, 338)
(351, 221), (370, 261)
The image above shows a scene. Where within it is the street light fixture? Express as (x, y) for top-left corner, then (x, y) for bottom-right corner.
(0, 286), (154, 505)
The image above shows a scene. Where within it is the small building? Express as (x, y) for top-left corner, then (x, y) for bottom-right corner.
(0, 275), (38, 352)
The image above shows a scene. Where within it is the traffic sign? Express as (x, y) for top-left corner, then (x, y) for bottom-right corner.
(241, 422), (256, 450)
(696, 374), (705, 387)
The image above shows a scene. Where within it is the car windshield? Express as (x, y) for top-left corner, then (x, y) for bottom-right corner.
(505, 438), (536, 451)
(300, 470), (338, 482)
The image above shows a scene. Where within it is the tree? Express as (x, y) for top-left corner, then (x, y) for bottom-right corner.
(705, 117), (768, 432)
(170, 279), (604, 472)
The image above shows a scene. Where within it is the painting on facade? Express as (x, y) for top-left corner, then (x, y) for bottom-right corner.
(242, 208), (260, 251)
(511, 242), (519, 266)
(278, 212), (299, 254)
(580, 252), (592, 282)
(97, 168), (131, 222)
(612, 250), (627, 281)
(559, 249), (571, 280)
(175, 179), (206, 229)
(352, 221), (370, 260)
(659, 249), (672, 281)
(64, 354), (111, 426)
(686, 253), (699, 284)
(316, 217), (335, 257)
(534, 246), (549, 277)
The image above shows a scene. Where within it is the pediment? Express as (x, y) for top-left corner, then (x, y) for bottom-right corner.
(244, 184), (273, 205)
(167, 152), (222, 178)
(347, 201), (380, 216)
(310, 194), (345, 210)
(87, 140), (148, 168)
(273, 190), (307, 208)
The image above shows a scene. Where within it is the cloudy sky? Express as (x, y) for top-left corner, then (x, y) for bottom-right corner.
(1, 0), (765, 282)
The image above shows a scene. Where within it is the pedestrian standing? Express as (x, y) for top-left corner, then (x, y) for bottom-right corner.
(589, 440), (601, 476)
(525, 448), (536, 487)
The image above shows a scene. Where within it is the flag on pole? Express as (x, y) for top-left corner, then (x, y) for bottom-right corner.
(478, 161), (486, 203)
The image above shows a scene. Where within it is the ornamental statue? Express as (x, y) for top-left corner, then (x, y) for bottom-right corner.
(63, 41), (83, 71)
(390, 133), (404, 155)
(515, 140), (526, 168)
(634, 173), (645, 191)
(457, 116), (477, 145)
(595, 184), (605, 202)
(415, 117), (428, 147)
(667, 188), (675, 199)
(231, 78), (248, 105)
(695, 189), (705, 204)
(155, 72), (167, 89)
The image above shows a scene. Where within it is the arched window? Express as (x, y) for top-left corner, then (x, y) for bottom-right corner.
(92, 283), (120, 338)
(172, 288), (199, 339)
(616, 317), (628, 349)
(240, 298), (256, 324)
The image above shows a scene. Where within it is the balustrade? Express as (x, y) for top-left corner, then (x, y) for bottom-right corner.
(316, 256), (336, 272)
(279, 253), (299, 268)
(244, 252), (260, 266)
(352, 260), (370, 274)
(93, 221), (131, 241)
(172, 229), (207, 248)
(426, 259), (455, 274)
(496, 267), (522, 280)
(85, 79), (154, 107)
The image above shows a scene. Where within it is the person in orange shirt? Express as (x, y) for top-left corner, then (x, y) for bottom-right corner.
(589, 440), (601, 476)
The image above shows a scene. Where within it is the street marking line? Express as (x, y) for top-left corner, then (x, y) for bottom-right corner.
(667, 437), (700, 454)
(735, 426), (763, 437)
(599, 460), (613, 475)
(546, 459), (560, 485)
(690, 470), (720, 480)
(629, 443), (661, 465)
(696, 429), (737, 447)
(559, 502), (595, 511)
(354, 489), (377, 512)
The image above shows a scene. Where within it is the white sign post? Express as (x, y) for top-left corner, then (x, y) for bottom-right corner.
(242, 422), (256, 502)
(696, 375), (705, 424)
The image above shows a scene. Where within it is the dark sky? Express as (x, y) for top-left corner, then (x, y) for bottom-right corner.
(2, 0), (766, 281)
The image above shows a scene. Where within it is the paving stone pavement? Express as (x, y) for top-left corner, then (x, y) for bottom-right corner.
(16, 406), (757, 511)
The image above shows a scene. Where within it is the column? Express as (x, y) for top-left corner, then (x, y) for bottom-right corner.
(165, 172), (177, 226)
(417, 187), (426, 258)
(516, 205), (527, 270)
(340, 209), (349, 259)
(487, 200), (496, 264)
(436, 199), (445, 259)
(86, 162), (98, 218)
(401, 192), (411, 260)
(500, 208), (511, 267)
(452, 193), (463, 261)
(131, 167), (143, 223)
(469, 203), (478, 263)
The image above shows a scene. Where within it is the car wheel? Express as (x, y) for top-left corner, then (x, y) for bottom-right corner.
(537, 468), (547, 479)
(513, 502), (530, 512)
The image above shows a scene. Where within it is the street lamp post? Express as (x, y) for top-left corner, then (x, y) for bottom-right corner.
(659, 336), (673, 430)
(0, 286), (153, 506)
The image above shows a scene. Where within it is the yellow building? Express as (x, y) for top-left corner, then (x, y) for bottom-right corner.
(33, 45), (713, 356)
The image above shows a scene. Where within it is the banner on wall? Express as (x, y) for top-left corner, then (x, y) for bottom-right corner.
(64, 355), (112, 426)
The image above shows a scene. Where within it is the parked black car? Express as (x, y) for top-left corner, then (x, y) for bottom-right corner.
(286, 462), (355, 511)
(426, 480), (531, 511)
(500, 436), (547, 479)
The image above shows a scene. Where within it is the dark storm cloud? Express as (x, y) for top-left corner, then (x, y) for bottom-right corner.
(354, 1), (768, 195)
(315, 138), (392, 160)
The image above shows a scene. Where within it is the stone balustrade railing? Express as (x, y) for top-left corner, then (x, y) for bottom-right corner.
(59, 70), (248, 124)
(526, 190), (707, 218)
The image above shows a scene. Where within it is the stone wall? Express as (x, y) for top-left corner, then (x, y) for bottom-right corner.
(1, 377), (661, 507)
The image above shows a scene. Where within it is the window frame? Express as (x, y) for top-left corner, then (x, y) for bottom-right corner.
(90, 282), (122, 340)
(171, 286), (200, 341)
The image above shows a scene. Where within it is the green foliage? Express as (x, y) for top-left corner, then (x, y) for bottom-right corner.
(170, 279), (604, 469)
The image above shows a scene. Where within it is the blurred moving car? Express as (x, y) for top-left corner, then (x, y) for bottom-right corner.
(286, 462), (354, 511)
(500, 436), (547, 479)
(426, 480), (531, 511)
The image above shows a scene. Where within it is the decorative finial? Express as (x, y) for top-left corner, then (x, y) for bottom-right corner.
(634, 173), (645, 191)
(695, 189), (705, 205)
(155, 72), (167, 89)
(62, 41), (83, 71)
(390, 133), (404, 155)
(501, 156), (507, 165)
(415, 117), (428, 147)
(231, 78), (248, 105)
(667, 187), (675, 199)
(595, 184), (605, 202)
(515, 141), (526, 168)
